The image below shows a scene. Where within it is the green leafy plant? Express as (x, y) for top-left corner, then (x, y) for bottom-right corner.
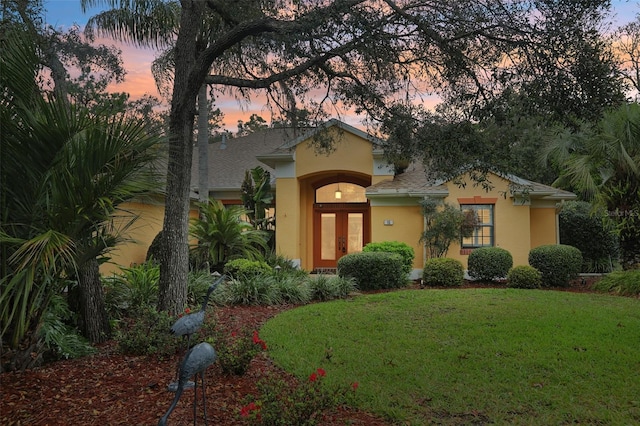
(189, 198), (269, 270)
(506, 265), (542, 289)
(220, 275), (281, 306)
(419, 197), (477, 258)
(529, 244), (583, 287)
(103, 261), (160, 317)
(467, 247), (513, 282)
(241, 166), (275, 233)
(40, 294), (96, 361)
(224, 258), (272, 281)
(308, 275), (357, 301)
(363, 241), (415, 275)
(115, 306), (179, 357)
(592, 269), (640, 296)
(422, 257), (464, 287)
(271, 275), (313, 304)
(559, 201), (619, 272)
(207, 328), (267, 375)
(240, 368), (358, 425)
(338, 251), (407, 290)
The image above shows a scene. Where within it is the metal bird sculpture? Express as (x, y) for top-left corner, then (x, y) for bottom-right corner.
(168, 273), (224, 391)
(171, 273), (225, 351)
(158, 342), (217, 426)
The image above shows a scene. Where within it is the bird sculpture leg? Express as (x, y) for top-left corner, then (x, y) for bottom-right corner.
(201, 371), (208, 426)
(193, 372), (198, 425)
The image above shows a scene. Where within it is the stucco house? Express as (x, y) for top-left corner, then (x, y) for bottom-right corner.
(102, 119), (576, 278)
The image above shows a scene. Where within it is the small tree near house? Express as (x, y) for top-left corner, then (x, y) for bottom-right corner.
(420, 197), (477, 258)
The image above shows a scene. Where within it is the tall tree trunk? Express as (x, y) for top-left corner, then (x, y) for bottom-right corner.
(198, 84), (209, 204)
(158, 0), (206, 315)
(78, 258), (110, 343)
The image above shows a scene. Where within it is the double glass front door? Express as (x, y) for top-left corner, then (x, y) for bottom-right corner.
(314, 207), (368, 269)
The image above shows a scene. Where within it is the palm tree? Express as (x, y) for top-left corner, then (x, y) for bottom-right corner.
(543, 103), (640, 268)
(189, 199), (269, 271)
(1, 27), (165, 369)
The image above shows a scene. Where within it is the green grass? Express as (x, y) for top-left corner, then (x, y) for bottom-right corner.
(260, 289), (640, 425)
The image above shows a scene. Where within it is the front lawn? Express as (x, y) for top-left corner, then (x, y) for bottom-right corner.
(261, 289), (640, 425)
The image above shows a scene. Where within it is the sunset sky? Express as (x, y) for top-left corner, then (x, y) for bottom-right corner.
(43, 0), (640, 132)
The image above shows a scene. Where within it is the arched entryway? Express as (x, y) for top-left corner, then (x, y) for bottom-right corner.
(312, 175), (370, 272)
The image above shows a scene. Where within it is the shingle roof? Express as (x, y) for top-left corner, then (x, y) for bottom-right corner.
(365, 163), (448, 197)
(366, 163), (577, 201)
(190, 127), (303, 191)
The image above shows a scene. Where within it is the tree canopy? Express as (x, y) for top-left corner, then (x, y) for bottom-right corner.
(79, 0), (625, 312)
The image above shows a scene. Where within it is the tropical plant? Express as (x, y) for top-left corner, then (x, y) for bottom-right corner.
(0, 26), (164, 370)
(103, 261), (161, 318)
(543, 103), (640, 269)
(189, 199), (269, 270)
(241, 166), (275, 233)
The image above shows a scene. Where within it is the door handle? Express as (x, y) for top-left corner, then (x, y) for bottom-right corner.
(340, 236), (346, 253)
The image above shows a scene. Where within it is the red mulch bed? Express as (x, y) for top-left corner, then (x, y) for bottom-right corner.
(0, 304), (389, 426)
(0, 278), (604, 425)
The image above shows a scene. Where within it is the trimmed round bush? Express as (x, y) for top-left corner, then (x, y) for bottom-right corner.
(467, 247), (513, 282)
(506, 265), (542, 289)
(422, 258), (464, 287)
(528, 244), (583, 287)
(337, 251), (407, 291)
(224, 258), (272, 281)
(363, 241), (415, 275)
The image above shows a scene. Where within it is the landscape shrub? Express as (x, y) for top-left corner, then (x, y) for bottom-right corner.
(592, 270), (640, 296)
(240, 368), (358, 425)
(116, 306), (179, 357)
(363, 241), (415, 275)
(337, 251), (407, 290)
(206, 328), (267, 376)
(559, 201), (619, 272)
(224, 258), (272, 281)
(219, 274), (281, 306)
(186, 269), (220, 306)
(308, 275), (358, 301)
(270, 275), (312, 305)
(103, 261), (160, 318)
(506, 265), (542, 289)
(40, 294), (96, 361)
(467, 247), (513, 282)
(528, 244), (583, 287)
(422, 258), (464, 287)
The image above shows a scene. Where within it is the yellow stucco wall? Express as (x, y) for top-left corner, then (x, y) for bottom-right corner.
(530, 207), (559, 249)
(100, 200), (199, 276)
(295, 128), (375, 177)
(441, 173), (532, 268)
(370, 205), (425, 268)
(100, 201), (165, 276)
(274, 127), (394, 271)
(274, 177), (302, 265)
